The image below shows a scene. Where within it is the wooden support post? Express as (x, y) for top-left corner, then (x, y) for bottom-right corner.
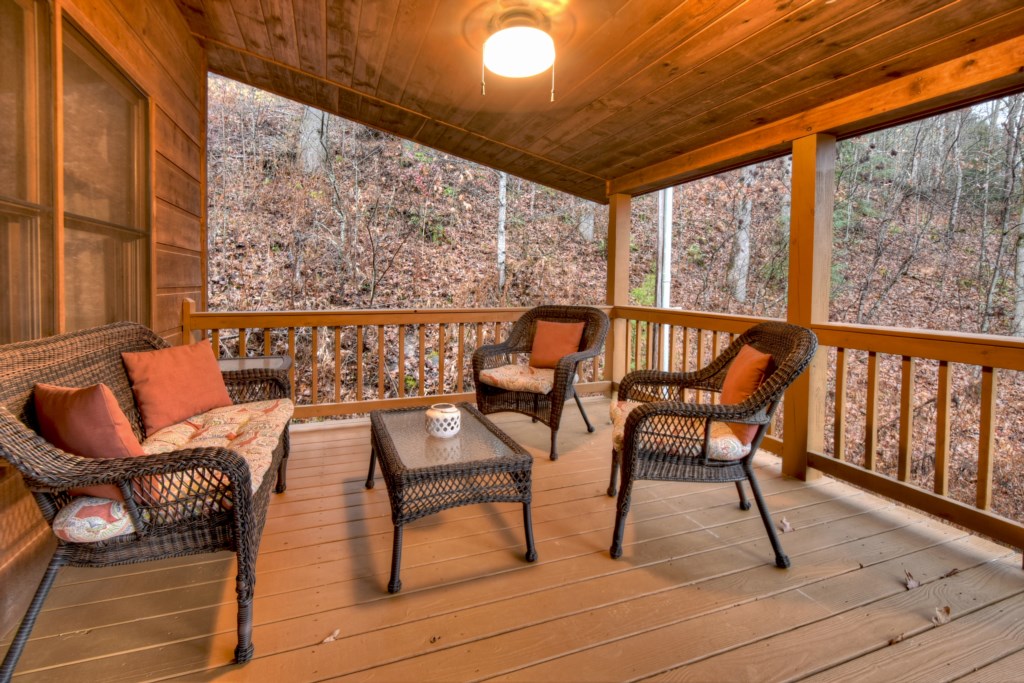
(782, 133), (835, 480)
(606, 194), (631, 388)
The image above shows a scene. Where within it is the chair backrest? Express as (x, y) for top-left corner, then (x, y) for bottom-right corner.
(0, 322), (169, 441)
(506, 306), (610, 355)
(705, 321), (818, 407)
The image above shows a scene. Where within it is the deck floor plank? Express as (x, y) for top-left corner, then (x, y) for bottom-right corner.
(5, 399), (1021, 682)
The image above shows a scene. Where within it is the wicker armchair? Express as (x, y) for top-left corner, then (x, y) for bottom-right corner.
(473, 306), (609, 460)
(608, 321), (817, 568)
(0, 323), (290, 679)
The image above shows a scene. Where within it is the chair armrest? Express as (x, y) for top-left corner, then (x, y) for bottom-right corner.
(0, 408), (252, 526)
(618, 368), (724, 402)
(472, 340), (531, 374)
(621, 400), (772, 457)
(222, 368), (290, 403)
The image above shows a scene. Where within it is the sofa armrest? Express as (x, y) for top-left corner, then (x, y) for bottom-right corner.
(222, 368), (290, 403)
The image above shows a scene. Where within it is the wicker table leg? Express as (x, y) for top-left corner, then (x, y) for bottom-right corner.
(365, 445), (377, 489)
(388, 524), (404, 593)
(523, 502), (537, 562)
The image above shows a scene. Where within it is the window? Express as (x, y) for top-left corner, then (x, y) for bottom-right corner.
(62, 24), (148, 332)
(0, 2), (148, 344)
(0, 0), (53, 343)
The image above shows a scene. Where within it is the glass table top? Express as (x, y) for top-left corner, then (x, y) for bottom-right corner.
(377, 405), (521, 469)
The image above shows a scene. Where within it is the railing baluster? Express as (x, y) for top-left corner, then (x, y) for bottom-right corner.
(398, 325), (406, 398)
(418, 325), (426, 397)
(697, 329), (707, 403)
(334, 327), (341, 403)
(934, 360), (951, 496)
(668, 325), (677, 372)
(646, 321), (654, 370)
(377, 325), (386, 399)
(238, 327), (247, 357)
(263, 328), (271, 355)
(211, 329), (220, 358)
(711, 332), (722, 404)
(311, 327), (319, 405)
(633, 321), (642, 372)
(438, 324), (446, 395)
(682, 327), (691, 372)
(977, 366), (997, 510)
(355, 325), (363, 402)
(834, 347), (848, 461)
(897, 356), (915, 481)
(457, 323), (465, 393)
(287, 328), (296, 401)
(865, 350), (878, 470)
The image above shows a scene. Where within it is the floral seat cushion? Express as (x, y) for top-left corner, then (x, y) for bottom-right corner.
(141, 398), (294, 493)
(52, 496), (137, 543)
(51, 399), (294, 543)
(609, 400), (751, 461)
(479, 364), (578, 395)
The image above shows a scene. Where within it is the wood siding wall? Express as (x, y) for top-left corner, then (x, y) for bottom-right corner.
(0, 0), (205, 639)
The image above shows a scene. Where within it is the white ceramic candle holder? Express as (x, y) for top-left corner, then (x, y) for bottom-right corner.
(424, 403), (461, 438)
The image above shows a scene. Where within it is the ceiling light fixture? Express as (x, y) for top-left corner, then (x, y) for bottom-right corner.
(481, 8), (555, 101)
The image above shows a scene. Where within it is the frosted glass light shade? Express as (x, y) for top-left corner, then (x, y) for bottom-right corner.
(483, 26), (555, 78)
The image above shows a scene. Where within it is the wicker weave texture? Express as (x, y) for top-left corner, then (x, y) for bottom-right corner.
(472, 306), (609, 459)
(609, 321), (818, 567)
(0, 322), (291, 673)
(370, 403), (533, 525)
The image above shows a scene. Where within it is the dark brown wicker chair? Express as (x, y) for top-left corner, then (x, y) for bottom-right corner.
(608, 321), (817, 568)
(0, 322), (290, 680)
(473, 306), (609, 460)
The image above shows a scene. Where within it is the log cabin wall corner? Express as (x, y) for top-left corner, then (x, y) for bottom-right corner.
(0, 0), (206, 639)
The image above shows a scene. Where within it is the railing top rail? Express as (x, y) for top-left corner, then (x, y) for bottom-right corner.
(187, 305), (615, 329)
(812, 322), (1024, 370)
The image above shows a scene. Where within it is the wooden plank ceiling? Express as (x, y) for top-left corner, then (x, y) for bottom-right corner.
(173, 0), (1024, 203)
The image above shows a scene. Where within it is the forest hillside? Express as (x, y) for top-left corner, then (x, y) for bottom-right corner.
(207, 75), (1024, 524)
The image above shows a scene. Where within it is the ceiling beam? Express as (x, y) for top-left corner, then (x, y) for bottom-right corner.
(609, 33), (1024, 197)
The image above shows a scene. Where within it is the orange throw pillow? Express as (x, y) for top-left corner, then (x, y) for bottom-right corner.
(529, 320), (586, 369)
(720, 344), (774, 444)
(122, 339), (232, 435)
(34, 383), (146, 500)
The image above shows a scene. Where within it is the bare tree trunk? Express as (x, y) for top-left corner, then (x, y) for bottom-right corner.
(298, 105), (328, 173)
(578, 201), (596, 241)
(946, 114), (964, 244)
(497, 171), (508, 290)
(1014, 206), (1024, 336)
(728, 165), (756, 303)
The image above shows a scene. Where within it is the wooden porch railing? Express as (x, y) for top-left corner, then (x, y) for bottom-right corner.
(610, 306), (1024, 555)
(182, 300), (610, 419)
(183, 300), (1024, 554)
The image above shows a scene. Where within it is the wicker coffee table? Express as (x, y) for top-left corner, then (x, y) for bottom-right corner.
(366, 403), (537, 593)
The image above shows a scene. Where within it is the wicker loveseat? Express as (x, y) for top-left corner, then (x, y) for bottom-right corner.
(0, 322), (292, 679)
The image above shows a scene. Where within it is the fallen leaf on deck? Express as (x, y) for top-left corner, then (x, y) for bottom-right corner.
(778, 517), (794, 533)
(321, 628), (341, 643)
(932, 606), (952, 625)
(941, 568), (960, 579)
(904, 570), (920, 590)
(888, 633), (905, 645)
